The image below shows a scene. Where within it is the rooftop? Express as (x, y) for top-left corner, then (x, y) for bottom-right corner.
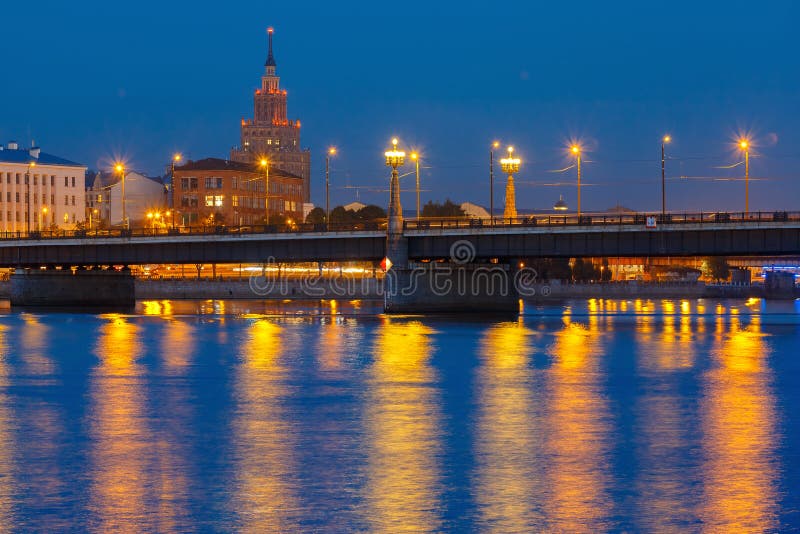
(0, 143), (85, 168)
(175, 157), (302, 179)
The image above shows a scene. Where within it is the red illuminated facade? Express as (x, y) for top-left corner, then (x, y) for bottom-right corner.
(231, 28), (311, 202)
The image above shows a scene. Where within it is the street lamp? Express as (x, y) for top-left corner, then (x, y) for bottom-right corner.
(40, 206), (48, 232)
(384, 138), (406, 235)
(490, 141), (500, 225)
(115, 162), (127, 228)
(739, 138), (751, 214)
(26, 161), (35, 234)
(500, 146), (521, 220)
(90, 208), (98, 231)
(571, 145), (582, 216)
(259, 158), (270, 225)
(410, 151), (421, 219)
(662, 135), (671, 217)
(326, 147), (336, 224)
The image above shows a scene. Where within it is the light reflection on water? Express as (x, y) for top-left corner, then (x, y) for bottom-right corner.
(0, 298), (796, 530)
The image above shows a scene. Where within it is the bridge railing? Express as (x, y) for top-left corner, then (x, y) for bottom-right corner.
(0, 220), (389, 241)
(403, 211), (800, 230)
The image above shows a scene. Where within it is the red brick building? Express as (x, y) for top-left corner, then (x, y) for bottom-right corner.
(173, 158), (304, 226)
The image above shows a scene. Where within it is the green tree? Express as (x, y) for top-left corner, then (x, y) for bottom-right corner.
(356, 204), (386, 220)
(704, 256), (730, 282)
(421, 199), (466, 218)
(600, 258), (613, 281)
(306, 207), (326, 223)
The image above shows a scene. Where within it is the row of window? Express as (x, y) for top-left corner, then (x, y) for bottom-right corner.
(0, 212), (77, 222)
(0, 192), (75, 206)
(0, 173), (78, 187)
(178, 176), (302, 197)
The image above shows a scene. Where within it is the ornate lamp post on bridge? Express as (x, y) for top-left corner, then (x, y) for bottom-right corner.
(385, 138), (406, 235)
(500, 146), (521, 220)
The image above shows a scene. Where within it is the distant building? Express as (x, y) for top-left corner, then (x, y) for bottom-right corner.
(230, 29), (311, 202)
(344, 201), (366, 212)
(173, 158), (304, 226)
(461, 201), (490, 219)
(0, 141), (86, 232)
(85, 170), (168, 228)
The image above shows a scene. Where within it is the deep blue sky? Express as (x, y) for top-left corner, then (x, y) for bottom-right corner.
(2, 0), (798, 212)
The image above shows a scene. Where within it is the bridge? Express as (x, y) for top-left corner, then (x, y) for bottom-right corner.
(1, 211), (800, 267)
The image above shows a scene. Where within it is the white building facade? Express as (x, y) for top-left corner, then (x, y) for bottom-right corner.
(86, 171), (167, 228)
(0, 142), (86, 233)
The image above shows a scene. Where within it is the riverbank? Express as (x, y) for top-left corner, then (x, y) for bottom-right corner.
(1, 278), (793, 301)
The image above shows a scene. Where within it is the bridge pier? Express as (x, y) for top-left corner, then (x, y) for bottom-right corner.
(383, 171), (518, 313)
(10, 268), (135, 308)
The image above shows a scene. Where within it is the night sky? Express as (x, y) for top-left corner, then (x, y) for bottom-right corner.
(2, 0), (798, 213)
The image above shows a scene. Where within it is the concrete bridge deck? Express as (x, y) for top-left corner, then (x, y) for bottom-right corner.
(0, 211), (799, 267)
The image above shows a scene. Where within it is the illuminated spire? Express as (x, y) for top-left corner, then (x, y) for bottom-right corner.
(265, 27), (276, 69)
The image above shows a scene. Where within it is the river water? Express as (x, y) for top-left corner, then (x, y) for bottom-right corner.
(0, 298), (799, 531)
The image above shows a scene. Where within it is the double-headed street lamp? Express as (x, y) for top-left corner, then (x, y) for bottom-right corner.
(114, 162), (127, 228)
(259, 158), (270, 224)
(662, 135), (671, 217)
(384, 138), (406, 234)
(410, 151), (421, 219)
(500, 146), (521, 220)
(489, 141), (500, 225)
(326, 147), (336, 224)
(571, 145), (582, 216)
(739, 138), (751, 214)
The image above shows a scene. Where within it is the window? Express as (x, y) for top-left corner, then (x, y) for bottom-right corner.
(71, 177), (76, 187)
(181, 195), (198, 208)
(33, 175), (38, 186)
(232, 195), (239, 207)
(15, 174), (20, 184)
(64, 177), (69, 187)
(71, 196), (75, 206)
(65, 195), (69, 206)
(42, 194), (46, 204)
(50, 194), (55, 205)
(5, 193), (9, 202)
(204, 195), (224, 207)
(50, 175), (55, 186)
(15, 193), (20, 202)
(204, 177), (223, 189)
(181, 178), (189, 189)
(232, 177), (238, 189)
(15, 212), (20, 222)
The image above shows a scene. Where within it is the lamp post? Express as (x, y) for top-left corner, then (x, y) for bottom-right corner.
(326, 147), (336, 224)
(500, 146), (521, 220)
(571, 145), (582, 216)
(410, 152), (420, 219)
(90, 208), (98, 230)
(661, 135), (671, 217)
(26, 161), (35, 234)
(259, 158), (270, 225)
(172, 153), (182, 216)
(739, 139), (750, 215)
(115, 163), (127, 228)
(490, 141), (499, 225)
(40, 206), (48, 232)
(384, 138), (406, 235)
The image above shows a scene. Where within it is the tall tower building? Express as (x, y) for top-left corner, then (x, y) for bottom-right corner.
(231, 28), (311, 201)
